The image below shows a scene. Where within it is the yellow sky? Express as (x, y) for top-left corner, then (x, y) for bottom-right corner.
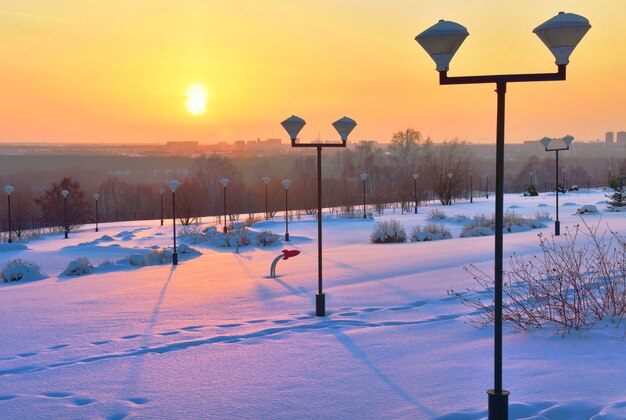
(0, 1), (623, 144)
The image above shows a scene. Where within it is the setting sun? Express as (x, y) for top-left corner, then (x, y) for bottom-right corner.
(185, 84), (209, 116)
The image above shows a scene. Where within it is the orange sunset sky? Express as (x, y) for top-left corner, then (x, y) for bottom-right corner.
(0, 1), (624, 145)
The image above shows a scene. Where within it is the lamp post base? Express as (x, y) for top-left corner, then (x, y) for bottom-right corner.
(555, 220), (561, 236)
(316, 293), (326, 317)
(487, 389), (509, 420)
(285, 233), (290, 241)
(95, 228), (99, 232)
(172, 252), (178, 265)
(223, 226), (228, 234)
(8, 239), (12, 244)
(64, 231), (68, 239)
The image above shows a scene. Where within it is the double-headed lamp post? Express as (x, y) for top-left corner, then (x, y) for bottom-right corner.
(360, 172), (368, 218)
(167, 180), (180, 265)
(281, 115), (356, 317)
(61, 189), (69, 239)
(159, 188), (165, 226)
(412, 173), (419, 213)
(416, 11), (590, 418)
(93, 193), (100, 232)
(540, 135), (574, 236)
(281, 179), (292, 241)
(220, 178), (230, 233)
(263, 176), (271, 220)
(4, 186), (14, 243)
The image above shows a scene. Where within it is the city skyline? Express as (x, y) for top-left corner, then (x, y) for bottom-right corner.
(1, 1), (624, 144)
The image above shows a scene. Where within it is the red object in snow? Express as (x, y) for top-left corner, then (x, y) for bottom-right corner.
(281, 249), (301, 260)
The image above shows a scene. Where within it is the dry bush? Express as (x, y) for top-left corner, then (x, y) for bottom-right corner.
(450, 219), (626, 336)
(371, 218), (406, 243)
(427, 209), (447, 220)
(410, 223), (452, 241)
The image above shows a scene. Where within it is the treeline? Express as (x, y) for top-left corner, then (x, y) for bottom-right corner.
(1, 129), (624, 240)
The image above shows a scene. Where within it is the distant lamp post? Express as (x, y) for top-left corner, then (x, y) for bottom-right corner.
(93, 193), (100, 232)
(159, 188), (165, 226)
(447, 172), (453, 205)
(529, 171), (534, 190)
(4, 186), (14, 243)
(608, 167), (612, 188)
(167, 180), (181, 265)
(416, 11), (590, 418)
(412, 173), (419, 212)
(263, 176), (271, 220)
(281, 115), (356, 317)
(60, 189), (70, 239)
(281, 179), (292, 241)
(485, 173), (490, 199)
(540, 135), (574, 236)
(469, 173), (473, 203)
(220, 177), (230, 233)
(360, 172), (368, 218)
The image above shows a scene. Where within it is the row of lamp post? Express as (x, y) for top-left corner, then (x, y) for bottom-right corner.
(415, 10), (590, 418)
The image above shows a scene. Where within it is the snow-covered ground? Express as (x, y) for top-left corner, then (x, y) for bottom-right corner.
(1, 190), (625, 419)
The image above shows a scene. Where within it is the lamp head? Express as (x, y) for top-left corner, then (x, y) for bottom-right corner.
(220, 178), (230, 188)
(159, 188), (165, 195)
(262, 176), (270, 185)
(60, 189), (69, 198)
(93, 193), (100, 201)
(281, 115), (306, 141)
(360, 172), (368, 181)
(533, 12), (591, 65)
(332, 116), (357, 142)
(447, 172), (453, 179)
(562, 134), (574, 149)
(415, 19), (469, 71)
(4, 185), (14, 196)
(281, 179), (292, 189)
(412, 173), (419, 181)
(539, 136), (552, 150)
(167, 180), (181, 193)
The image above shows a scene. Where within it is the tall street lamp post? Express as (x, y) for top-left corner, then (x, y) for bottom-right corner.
(281, 179), (292, 241)
(485, 173), (489, 199)
(541, 135), (574, 236)
(412, 173), (419, 212)
(61, 189), (69, 239)
(159, 188), (165, 226)
(529, 171), (534, 190)
(220, 178), (230, 233)
(93, 193), (100, 232)
(469, 173), (473, 203)
(281, 115), (356, 317)
(447, 172), (453, 205)
(4, 186), (14, 243)
(608, 167), (612, 188)
(416, 11), (590, 418)
(360, 172), (368, 218)
(263, 176), (271, 220)
(167, 180), (180, 265)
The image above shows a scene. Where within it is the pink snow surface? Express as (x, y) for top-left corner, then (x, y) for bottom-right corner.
(1, 190), (625, 419)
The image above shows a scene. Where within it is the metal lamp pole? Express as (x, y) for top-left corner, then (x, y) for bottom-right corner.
(416, 12), (590, 418)
(469, 173), (473, 203)
(4, 186), (14, 243)
(159, 188), (165, 226)
(263, 176), (270, 220)
(220, 178), (230, 233)
(281, 115), (357, 317)
(60, 189), (69, 239)
(485, 173), (489, 199)
(93, 193), (100, 232)
(540, 136), (574, 236)
(447, 172), (453, 205)
(167, 180), (180, 265)
(412, 173), (419, 212)
(360, 172), (368, 218)
(282, 179), (292, 241)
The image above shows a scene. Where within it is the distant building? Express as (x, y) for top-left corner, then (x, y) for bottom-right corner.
(617, 131), (626, 145)
(165, 141), (199, 148)
(605, 131), (614, 143)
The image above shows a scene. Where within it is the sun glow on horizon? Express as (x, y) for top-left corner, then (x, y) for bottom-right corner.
(185, 84), (209, 116)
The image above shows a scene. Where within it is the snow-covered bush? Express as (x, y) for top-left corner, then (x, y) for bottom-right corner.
(460, 215), (494, 237)
(427, 209), (447, 220)
(460, 212), (545, 237)
(177, 244), (197, 254)
(523, 183), (539, 196)
(371, 219), (406, 243)
(62, 257), (93, 276)
(451, 221), (626, 335)
(577, 205), (599, 214)
(606, 184), (626, 211)
(146, 249), (173, 265)
(410, 223), (451, 242)
(128, 254), (147, 266)
(178, 224), (202, 236)
(1, 259), (45, 282)
(245, 215), (262, 227)
(257, 230), (279, 246)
